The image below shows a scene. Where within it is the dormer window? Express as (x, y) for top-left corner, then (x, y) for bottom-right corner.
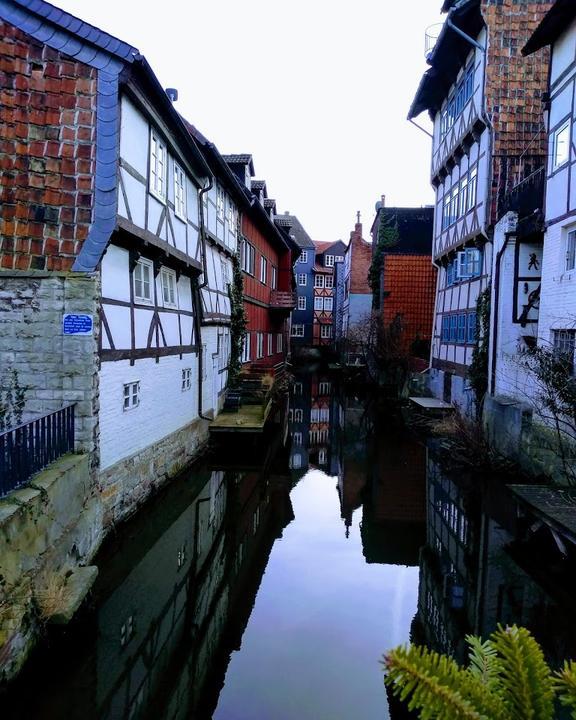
(149, 130), (167, 201)
(325, 255), (334, 267)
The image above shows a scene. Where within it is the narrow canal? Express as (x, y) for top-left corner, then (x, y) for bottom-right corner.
(3, 369), (576, 719)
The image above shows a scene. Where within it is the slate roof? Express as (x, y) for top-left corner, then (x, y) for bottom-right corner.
(409, 0), (482, 119)
(251, 180), (266, 191)
(10, 0), (139, 63)
(314, 240), (345, 254)
(373, 207), (434, 255)
(276, 213), (315, 249)
(523, 0), (576, 56)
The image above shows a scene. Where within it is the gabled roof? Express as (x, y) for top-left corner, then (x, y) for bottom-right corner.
(276, 213), (315, 249)
(222, 154), (255, 176)
(522, 0), (576, 56)
(372, 207), (434, 255)
(408, 0), (483, 119)
(251, 180), (266, 192)
(314, 240), (346, 255)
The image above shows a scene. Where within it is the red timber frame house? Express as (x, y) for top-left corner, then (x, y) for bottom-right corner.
(224, 156), (300, 377)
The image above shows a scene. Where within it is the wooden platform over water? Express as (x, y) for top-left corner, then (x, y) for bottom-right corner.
(209, 400), (272, 434)
(409, 397), (453, 412)
(509, 485), (576, 544)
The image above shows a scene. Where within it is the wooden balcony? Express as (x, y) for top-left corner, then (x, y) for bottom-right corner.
(270, 290), (297, 312)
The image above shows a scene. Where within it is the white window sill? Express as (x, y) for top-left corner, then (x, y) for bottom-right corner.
(149, 187), (166, 204)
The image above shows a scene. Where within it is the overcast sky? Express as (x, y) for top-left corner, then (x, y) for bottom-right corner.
(57, 0), (443, 243)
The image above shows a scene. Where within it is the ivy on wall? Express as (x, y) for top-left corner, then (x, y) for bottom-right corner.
(468, 287), (490, 413)
(368, 211), (399, 308)
(227, 251), (248, 386)
(0, 369), (25, 432)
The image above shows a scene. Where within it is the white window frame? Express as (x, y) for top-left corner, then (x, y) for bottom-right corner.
(467, 166), (477, 211)
(216, 184), (225, 220)
(320, 325), (332, 339)
(314, 296), (324, 311)
(260, 255), (268, 284)
(256, 332), (264, 359)
(552, 119), (570, 171)
(181, 368), (191, 391)
(149, 130), (167, 202)
(241, 241), (255, 275)
(267, 332), (273, 356)
(566, 229), (576, 271)
(456, 248), (481, 280)
(293, 431), (302, 445)
(319, 381), (331, 394)
(325, 275), (334, 289)
(298, 273), (307, 286)
(160, 267), (178, 308)
(335, 255), (344, 263)
(325, 254), (334, 267)
(324, 297), (333, 312)
(300, 250), (308, 263)
(123, 381), (140, 411)
(294, 409), (303, 422)
(271, 266), (277, 290)
(134, 258), (154, 304)
(291, 324), (305, 337)
(173, 162), (186, 220)
(314, 274), (325, 288)
(241, 333), (251, 363)
(277, 332), (283, 353)
(297, 295), (306, 310)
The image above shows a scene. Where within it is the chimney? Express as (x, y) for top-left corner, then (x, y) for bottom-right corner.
(165, 88), (178, 102)
(381, 194), (386, 207)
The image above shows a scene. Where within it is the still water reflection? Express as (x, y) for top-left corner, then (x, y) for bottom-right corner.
(4, 368), (575, 719)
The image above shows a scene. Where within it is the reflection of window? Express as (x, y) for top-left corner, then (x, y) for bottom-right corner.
(277, 333), (283, 353)
(319, 381), (331, 395)
(294, 383), (302, 395)
(311, 408), (320, 422)
(293, 432), (302, 445)
(553, 120), (570, 170)
(292, 453), (302, 469)
(291, 324), (305, 337)
(318, 449), (327, 465)
(294, 409), (303, 422)
(320, 408), (329, 421)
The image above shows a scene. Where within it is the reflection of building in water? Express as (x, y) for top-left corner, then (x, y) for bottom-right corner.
(362, 425), (426, 565)
(287, 372), (341, 477)
(418, 453), (576, 665)
(5, 438), (294, 720)
(336, 393), (368, 537)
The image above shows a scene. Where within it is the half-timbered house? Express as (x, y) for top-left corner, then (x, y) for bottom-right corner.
(0, 0), (238, 526)
(409, 0), (552, 413)
(312, 240), (346, 347)
(523, 0), (576, 384)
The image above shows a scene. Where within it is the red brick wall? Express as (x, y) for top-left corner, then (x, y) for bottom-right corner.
(382, 254), (437, 352)
(349, 229), (372, 295)
(0, 22), (97, 271)
(482, 0), (552, 225)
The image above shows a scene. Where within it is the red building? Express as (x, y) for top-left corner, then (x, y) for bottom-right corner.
(371, 206), (436, 367)
(224, 156), (299, 375)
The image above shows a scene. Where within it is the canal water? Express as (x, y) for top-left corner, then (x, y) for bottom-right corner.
(3, 368), (576, 719)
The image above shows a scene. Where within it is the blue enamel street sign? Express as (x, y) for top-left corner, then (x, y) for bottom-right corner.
(63, 314), (93, 336)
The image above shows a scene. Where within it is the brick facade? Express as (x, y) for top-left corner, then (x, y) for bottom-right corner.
(348, 222), (372, 295)
(0, 21), (97, 271)
(482, 1), (551, 225)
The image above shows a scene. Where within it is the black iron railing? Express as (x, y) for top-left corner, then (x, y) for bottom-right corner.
(0, 404), (76, 497)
